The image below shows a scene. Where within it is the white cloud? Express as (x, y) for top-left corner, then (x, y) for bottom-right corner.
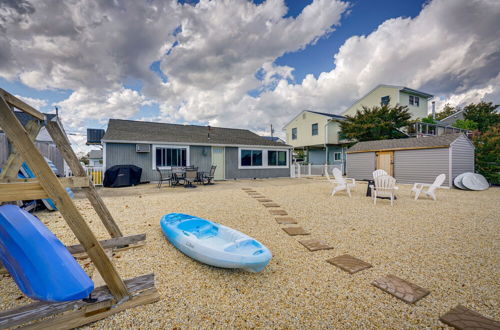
(0, 0), (499, 145)
(14, 94), (48, 110)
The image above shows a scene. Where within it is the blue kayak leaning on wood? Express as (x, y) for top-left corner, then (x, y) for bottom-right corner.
(160, 213), (272, 273)
(0, 205), (94, 302)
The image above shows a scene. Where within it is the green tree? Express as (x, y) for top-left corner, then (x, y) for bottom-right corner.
(453, 119), (478, 131)
(463, 101), (500, 132)
(336, 103), (412, 141)
(472, 124), (500, 184)
(422, 115), (437, 124)
(435, 104), (458, 120)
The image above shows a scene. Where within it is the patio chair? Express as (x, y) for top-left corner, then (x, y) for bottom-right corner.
(202, 165), (217, 185)
(156, 166), (172, 189)
(370, 175), (398, 206)
(171, 167), (185, 186)
(184, 169), (198, 188)
(410, 174), (446, 200)
(331, 168), (356, 197)
(372, 169), (387, 179)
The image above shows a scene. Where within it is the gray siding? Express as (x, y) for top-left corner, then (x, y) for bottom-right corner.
(225, 147), (290, 179)
(190, 145), (212, 173)
(105, 143), (155, 182)
(308, 149), (325, 165)
(394, 148), (450, 186)
(346, 152), (375, 180)
(451, 135), (474, 182)
(106, 143), (213, 182)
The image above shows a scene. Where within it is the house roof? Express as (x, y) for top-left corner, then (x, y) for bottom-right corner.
(102, 119), (290, 147)
(347, 133), (466, 153)
(89, 150), (103, 159)
(282, 110), (345, 129)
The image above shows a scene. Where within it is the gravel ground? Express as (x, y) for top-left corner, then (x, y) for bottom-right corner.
(1, 178), (499, 328)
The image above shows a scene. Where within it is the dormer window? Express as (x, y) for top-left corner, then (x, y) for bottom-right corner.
(409, 95), (420, 106)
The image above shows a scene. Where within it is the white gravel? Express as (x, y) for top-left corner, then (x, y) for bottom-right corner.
(1, 178), (498, 328)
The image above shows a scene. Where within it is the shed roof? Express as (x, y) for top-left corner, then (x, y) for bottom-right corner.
(102, 119), (290, 147)
(347, 133), (465, 153)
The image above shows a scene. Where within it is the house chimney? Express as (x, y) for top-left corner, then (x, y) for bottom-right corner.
(55, 106), (59, 117)
(431, 101), (436, 120)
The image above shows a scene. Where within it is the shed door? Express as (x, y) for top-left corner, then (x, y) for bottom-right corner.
(376, 151), (394, 176)
(211, 147), (225, 180)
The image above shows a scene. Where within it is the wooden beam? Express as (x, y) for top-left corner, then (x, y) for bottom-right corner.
(0, 120), (42, 180)
(0, 96), (129, 301)
(0, 274), (158, 329)
(0, 177), (90, 202)
(0, 89), (45, 120)
(0, 234), (146, 275)
(45, 121), (124, 238)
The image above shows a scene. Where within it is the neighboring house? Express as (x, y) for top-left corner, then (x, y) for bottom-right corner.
(88, 150), (103, 166)
(342, 84), (434, 120)
(0, 111), (66, 175)
(261, 136), (286, 144)
(439, 109), (465, 126)
(102, 119), (292, 182)
(346, 133), (474, 187)
(282, 110), (348, 168)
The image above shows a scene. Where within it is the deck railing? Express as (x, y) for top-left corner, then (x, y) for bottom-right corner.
(85, 166), (104, 186)
(291, 164), (342, 178)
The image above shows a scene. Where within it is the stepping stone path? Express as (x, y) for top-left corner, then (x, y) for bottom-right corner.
(372, 275), (430, 304)
(298, 239), (333, 251)
(269, 209), (288, 216)
(439, 305), (500, 330)
(262, 203), (280, 208)
(282, 227), (310, 236)
(257, 199), (273, 202)
(326, 254), (372, 274)
(275, 217), (297, 224)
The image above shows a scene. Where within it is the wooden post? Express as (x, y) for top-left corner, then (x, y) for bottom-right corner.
(0, 96), (129, 301)
(0, 120), (42, 180)
(45, 120), (123, 238)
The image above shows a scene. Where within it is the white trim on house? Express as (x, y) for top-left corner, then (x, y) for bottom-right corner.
(103, 142), (107, 170)
(152, 144), (190, 170)
(237, 147), (290, 170)
(102, 139), (292, 150)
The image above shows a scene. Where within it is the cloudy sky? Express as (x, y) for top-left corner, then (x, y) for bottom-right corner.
(1, 0), (499, 152)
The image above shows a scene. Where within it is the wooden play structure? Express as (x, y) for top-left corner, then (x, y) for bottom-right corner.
(0, 89), (159, 328)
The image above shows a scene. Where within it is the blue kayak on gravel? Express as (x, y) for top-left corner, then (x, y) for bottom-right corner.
(0, 205), (93, 302)
(160, 213), (272, 273)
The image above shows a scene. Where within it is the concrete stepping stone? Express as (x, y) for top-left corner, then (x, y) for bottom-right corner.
(257, 199), (273, 202)
(372, 274), (430, 304)
(275, 217), (297, 224)
(246, 191), (259, 195)
(440, 305), (500, 330)
(282, 227), (310, 236)
(251, 195), (266, 198)
(326, 254), (372, 274)
(269, 209), (288, 216)
(241, 188), (252, 190)
(263, 203), (280, 208)
(298, 239), (333, 251)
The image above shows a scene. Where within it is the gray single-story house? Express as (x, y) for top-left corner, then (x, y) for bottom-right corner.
(102, 119), (292, 182)
(346, 133), (474, 187)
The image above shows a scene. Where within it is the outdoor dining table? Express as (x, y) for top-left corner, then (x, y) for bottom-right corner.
(170, 169), (206, 187)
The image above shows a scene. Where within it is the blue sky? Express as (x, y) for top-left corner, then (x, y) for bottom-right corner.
(0, 0), (498, 152)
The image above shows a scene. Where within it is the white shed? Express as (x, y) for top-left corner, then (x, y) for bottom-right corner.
(346, 133), (474, 187)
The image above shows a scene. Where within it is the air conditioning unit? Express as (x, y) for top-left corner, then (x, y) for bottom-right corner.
(136, 144), (151, 153)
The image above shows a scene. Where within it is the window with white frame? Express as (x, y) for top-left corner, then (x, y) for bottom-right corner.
(154, 146), (188, 168)
(333, 152), (342, 161)
(268, 150), (287, 166)
(240, 149), (262, 166)
(292, 128), (297, 140)
(239, 148), (288, 168)
(311, 123), (318, 136)
(409, 95), (420, 106)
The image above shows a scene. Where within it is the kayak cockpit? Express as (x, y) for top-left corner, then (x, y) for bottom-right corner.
(178, 219), (218, 239)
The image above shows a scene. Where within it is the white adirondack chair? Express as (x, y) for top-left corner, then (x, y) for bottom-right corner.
(372, 169), (387, 179)
(370, 175), (398, 206)
(410, 174), (446, 200)
(331, 168), (356, 197)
